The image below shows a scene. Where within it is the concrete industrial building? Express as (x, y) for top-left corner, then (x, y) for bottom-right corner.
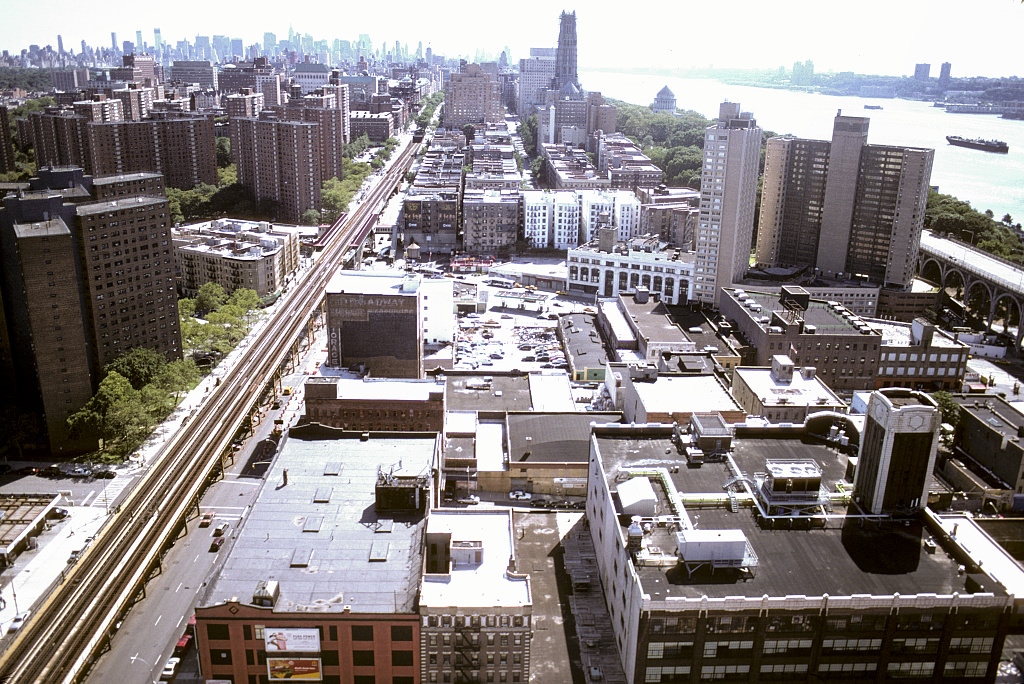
(324, 272), (454, 379)
(585, 414), (1018, 684)
(695, 103), (762, 306)
(168, 60), (217, 90)
(756, 112), (934, 290)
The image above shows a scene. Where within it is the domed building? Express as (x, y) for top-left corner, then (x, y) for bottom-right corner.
(652, 85), (676, 113)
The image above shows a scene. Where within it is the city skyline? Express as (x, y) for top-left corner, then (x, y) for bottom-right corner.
(0, 0), (1020, 78)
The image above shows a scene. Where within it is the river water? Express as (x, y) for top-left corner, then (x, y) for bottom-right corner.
(580, 69), (1024, 223)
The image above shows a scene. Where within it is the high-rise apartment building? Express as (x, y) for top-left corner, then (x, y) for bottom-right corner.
(0, 167), (180, 455)
(231, 113), (321, 224)
(0, 107), (14, 174)
(87, 113), (217, 190)
(914, 63), (931, 80)
(443, 64), (504, 129)
(939, 62), (952, 89)
(695, 102), (761, 307)
(756, 113), (934, 289)
(517, 48), (556, 115)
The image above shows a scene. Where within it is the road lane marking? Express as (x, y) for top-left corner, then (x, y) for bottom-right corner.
(194, 554), (200, 563)
(175, 582), (182, 593)
(155, 615), (162, 626)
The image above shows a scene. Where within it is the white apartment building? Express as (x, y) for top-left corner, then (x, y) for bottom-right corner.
(580, 190), (641, 243)
(695, 102), (761, 307)
(523, 189), (641, 249)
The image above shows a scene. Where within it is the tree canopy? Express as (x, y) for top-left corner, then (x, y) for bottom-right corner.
(925, 191), (1024, 264)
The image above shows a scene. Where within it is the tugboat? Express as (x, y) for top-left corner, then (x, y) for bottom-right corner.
(946, 136), (1009, 153)
(864, 104), (883, 110)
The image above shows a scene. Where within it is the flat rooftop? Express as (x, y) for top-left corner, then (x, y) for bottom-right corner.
(307, 377), (444, 401)
(632, 375), (743, 416)
(559, 313), (609, 371)
(76, 195), (166, 215)
(866, 319), (962, 348)
(619, 296), (690, 346)
(732, 289), (875, 337)
(508, 412), (620, 464)
(734, 367), (845, 408)
(445, 374), (533, 411)
(326, 270), (422, 296)
(203, 431), (436, 614)
(420, 509), (530, 608)
(594, 430), (989, 603)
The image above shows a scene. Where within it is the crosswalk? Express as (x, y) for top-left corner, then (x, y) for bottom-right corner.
(91, 474), (134, 509)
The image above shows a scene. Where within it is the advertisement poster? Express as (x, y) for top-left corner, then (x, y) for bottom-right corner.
(264, 628), (321, 653)
(267, 658), (322, 680)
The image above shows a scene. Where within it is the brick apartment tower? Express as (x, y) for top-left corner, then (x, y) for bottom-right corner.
(756, 113), (934, 289)
(0, 106), (14, 173)
(695, 102), (762, 307)
(231, 113), (321, 224)
(0, 167), (181, 455)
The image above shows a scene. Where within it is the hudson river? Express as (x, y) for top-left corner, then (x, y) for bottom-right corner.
(580, 69), (1024, 224)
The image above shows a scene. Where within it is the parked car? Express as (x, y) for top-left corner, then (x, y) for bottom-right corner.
(160, 657), (181, 680)
(209, 537), (225, 552)
(509, 491), (532, 501)
(67, 467), (92, 478)
(174, 634), (193, 656)
(95, 469), (117, 479)
(457, 495), (480, 505)
(51, 507), (69, 519)
(7, 611), (30, 633)
(199, 512), (214, 527)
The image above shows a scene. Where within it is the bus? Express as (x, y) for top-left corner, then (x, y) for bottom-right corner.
(486, 277), (515, 289)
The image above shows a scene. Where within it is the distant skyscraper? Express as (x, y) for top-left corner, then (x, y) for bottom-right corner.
(554, 10), (580, 94)
(111, 32), (117, 52)
(695, 102), (761, 306)
(263, 32), (276, 55)
(57, 34), (64, 55)
(154, 28), (162, 54)
(136, 30), (143, 53)
(914, 63), (930, 80)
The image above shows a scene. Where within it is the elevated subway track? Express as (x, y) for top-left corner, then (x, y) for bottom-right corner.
(0, 141), (420, 684)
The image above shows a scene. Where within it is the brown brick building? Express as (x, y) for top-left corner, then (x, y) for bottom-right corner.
(304, 377), (445, 431)
(0, 106), (16, 173)
(0, 167), (181, 455)
(231, 113), (321, 224)
(29, 108), (216, 190)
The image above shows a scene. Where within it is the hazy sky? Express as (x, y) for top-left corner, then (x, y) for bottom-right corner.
(1, 0), (1020, 78)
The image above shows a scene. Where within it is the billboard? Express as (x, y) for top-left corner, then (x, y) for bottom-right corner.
(265, 628), (321, 653)
(267, 658), (322, 680)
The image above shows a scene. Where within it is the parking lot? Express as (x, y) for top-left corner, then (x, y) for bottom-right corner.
(452, 280), (590, 373)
